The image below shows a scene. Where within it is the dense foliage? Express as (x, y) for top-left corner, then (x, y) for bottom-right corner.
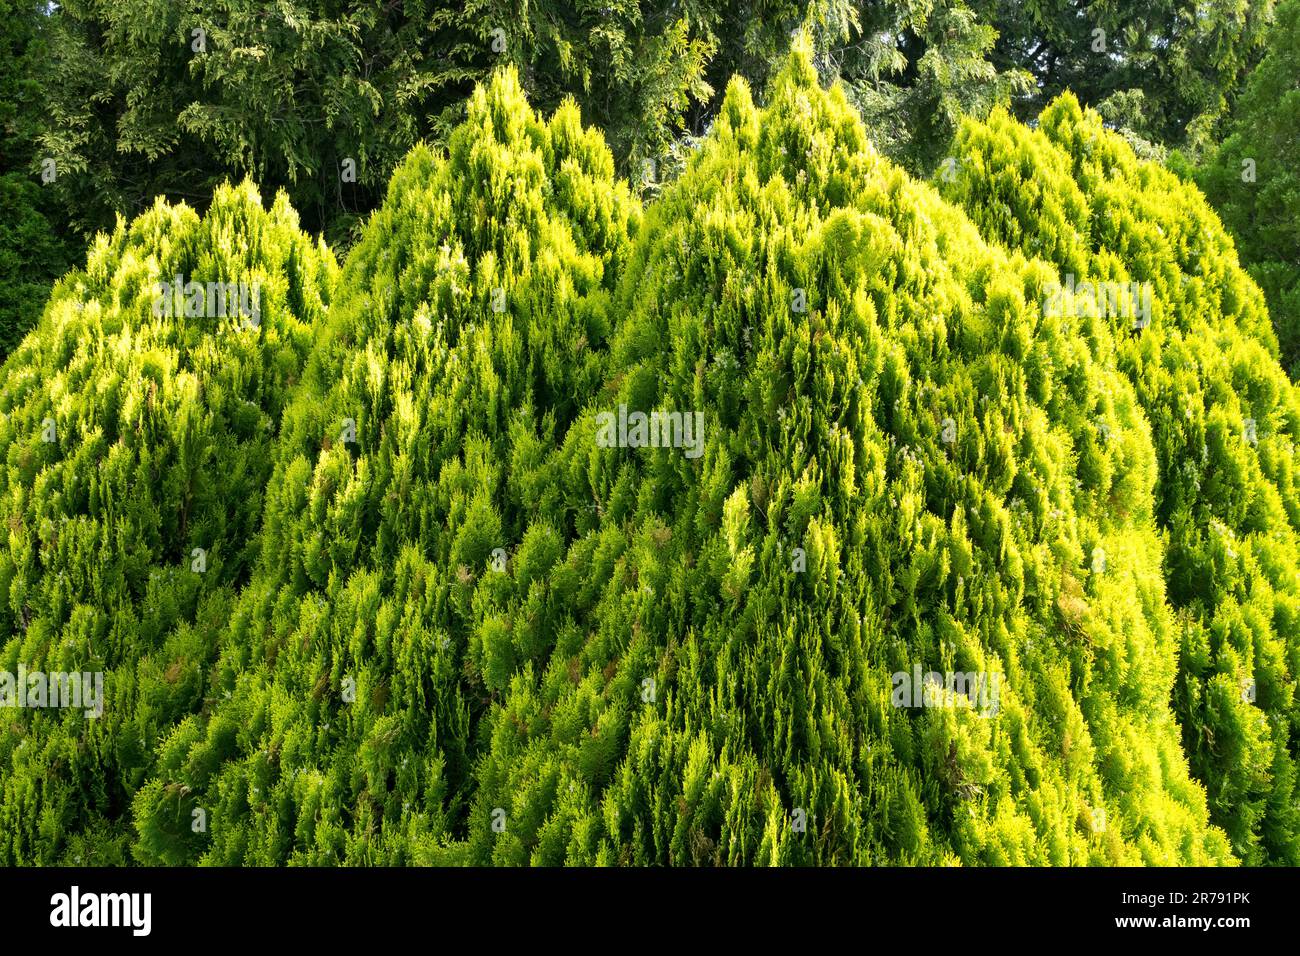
(939, 95), (1300, 864)
(0, 1), (75, 358)
(12, 1), (1277, 360)
(1195, 0), (1300, 378)
(129, 70), (640, 864)
(0, 182), (335, 863)
(972, 0), (1278, 157)
(113, 49), (1288, 866)
(31, 0), (712, 249)
(452, 53), (1233, 865)
(1, 15), (1295, 866)
(0, 177), (71, 359)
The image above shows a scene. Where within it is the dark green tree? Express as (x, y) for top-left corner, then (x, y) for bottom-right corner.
(1195, 0), (1300, 377)
(971, 0), (1277, 157)
(808, 0), (1033, 173)
(32, 0), (713, 251)
(0, 0), (74, 360)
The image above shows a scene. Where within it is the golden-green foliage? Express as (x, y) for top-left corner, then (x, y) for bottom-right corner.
(9, 47), (1295, 868)
(0, 182), (335, 864)
(130, 71), (639, 864)
(940, 95), (1300, 864)
(457, 48), (1231, 865)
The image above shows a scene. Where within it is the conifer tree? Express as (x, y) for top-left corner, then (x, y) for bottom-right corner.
(0, 182), (334, 864)
(8, 33), (1294, 869)
(0, 0), (75, 360)
(458, 43), (1232, 866)
(941, 96), (1300, 865)
(133, 47), (1246, 867)
(971, 0), (1276, 156)
(131, 70), (638, 864)
(1195, 0), (1300, 377)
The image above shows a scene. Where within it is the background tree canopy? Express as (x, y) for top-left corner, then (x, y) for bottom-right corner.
(1192, 0), (1300, 378)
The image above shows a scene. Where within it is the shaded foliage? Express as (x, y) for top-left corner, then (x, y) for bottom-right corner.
(1194, 0), (1300, 378)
